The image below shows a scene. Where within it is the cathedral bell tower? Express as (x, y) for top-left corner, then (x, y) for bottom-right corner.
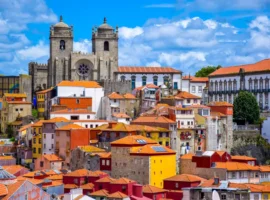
(48, 16), (73, 87)
(92, 18), (118, 80)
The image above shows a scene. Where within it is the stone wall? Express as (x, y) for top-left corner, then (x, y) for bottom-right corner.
(19, 74), (32, 102)
(98, 80), (131, 96)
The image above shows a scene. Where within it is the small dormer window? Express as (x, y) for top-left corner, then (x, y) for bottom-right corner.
(60, 40), (65, 50)
(104, 41), (109, 51)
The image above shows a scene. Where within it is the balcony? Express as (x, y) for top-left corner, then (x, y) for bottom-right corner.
(180, 132), (192, 140)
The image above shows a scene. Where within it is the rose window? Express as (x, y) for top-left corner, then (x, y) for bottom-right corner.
(78, 64), (89, 75)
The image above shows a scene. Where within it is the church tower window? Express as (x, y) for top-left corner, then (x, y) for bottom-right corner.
(120, 76), (126, 81)
(131, 76), (136, 90)
(104, 41), (109, 51)
(60, 40), (65, 50)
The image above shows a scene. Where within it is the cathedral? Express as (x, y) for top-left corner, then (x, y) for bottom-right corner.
(29, 16), (119, 93)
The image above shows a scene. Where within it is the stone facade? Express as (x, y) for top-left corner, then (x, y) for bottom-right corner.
(29, 17), (119, 96)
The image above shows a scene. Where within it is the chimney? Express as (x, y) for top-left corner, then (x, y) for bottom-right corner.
(214, 177), (219, 185)
(133, 184), (143, 198)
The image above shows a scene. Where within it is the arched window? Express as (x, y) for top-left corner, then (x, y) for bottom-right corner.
(224, 80), (227, 91)
(266, 78), (269, 90)
(163, 76), (169, 86)
(219, 81), (222, 91)
(153, 76), (158, 86)
(260, 77), (263, 89)
(104, 41), (109, 51)
(215, 81), (218, 91)
(228, 80), (232, 91)
(254, 79), (258, 90)
(249, 78), (252, 90)
(210, 82), (214, 91)
(142, 76), (147, 86)
(60, 40), (65, 50)
(233, 79), (237, 91)
(120, 76), (126, 81)
(131, 76), (136, 90)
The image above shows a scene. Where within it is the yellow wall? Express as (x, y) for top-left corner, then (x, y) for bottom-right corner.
(262, 193), (270, 200)
(141, 132), (170, 147)
(37, 93), (45, 119)
(149, 154), (176, 188)
(32, 126), (42, 159)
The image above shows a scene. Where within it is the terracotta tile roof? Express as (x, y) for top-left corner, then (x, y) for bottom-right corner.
(0, 184), (8, 197)
(78, 146), (105, 153)
(123, 93), (136, 99)
(208, 101), (233, 107)
(47, 174), (63, 181)
(129, 125), (170, 133)
(57, 81), (102, 88)
(209, 111), (226, 118)
(36, 87), (53, 94)
(132, 116), (176, 124)
(2, 180), (25, 200)
(174, 91), (201, 99)
(107, 191), (128, 198)
(118, 66), (181, 74)
(95, 176), (115, 183)
(111, 135), (157, 146)
(214, 162), (260, 171)
(43, 154), (63, 162)
(200, 179), (220, 187)
(183, 75), (208, 82)
(259, 166), (270, 172)
(209, 59), (270, 77)
(64, 184), (79, 189)
(112, 113), (130, 118)
(71, 120), (108, 123)
(56, 124), (84, 130)
(87, 170), (108, 177)
(231, 155), (256, 161)
(164, 174), (206, 182)
(32, 120), (46, 127)
(51, 109), (95, 114)
(130, 144), (176, 155)
(143, 185), (167, 194)
(90, 189), (109, 197)
(2, 165), (28, 175)
(42, 181), (63, 189)
(108, 92), (124, 99)
(7, 101), (32, 104)
(18, 123), (33, 132)
(4, 93), (27, 98)
(43, 117), (70, 123)
(135, 83), (160, 91)
(93, 152), (111, 158)
(187, 105), (210, 109)
(111, 177), (136, 184)
(180, 153), (194, 160)
(80, 183), (94, 190)
(64, 169), (91, 177)
(0, 156), (15, 160)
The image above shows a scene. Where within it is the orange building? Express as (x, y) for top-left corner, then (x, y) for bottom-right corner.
(208, 101), (233, 115)
(58, 97), (92, 109)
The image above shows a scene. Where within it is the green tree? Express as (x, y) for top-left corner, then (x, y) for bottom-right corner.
(32, 109), (38, 119)
(6, 125), (14, 138)
(195, 65), (221, 77)
(233, 91), (260, 124)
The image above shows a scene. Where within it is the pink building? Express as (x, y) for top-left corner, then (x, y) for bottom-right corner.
(34, 154), (63, 171)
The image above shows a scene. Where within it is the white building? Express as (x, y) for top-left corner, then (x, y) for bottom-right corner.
(182, 75), (208, 98)
(208, 59), (270, 109)
(50, 81), (104, 117)
(50, 109), (96, 120)
(72, 119), (109, 128)
(174, 107), (195, 129)
(115, 66), (182, 91)
(112, 113), (131, 124)
(64, 189), (94, 200)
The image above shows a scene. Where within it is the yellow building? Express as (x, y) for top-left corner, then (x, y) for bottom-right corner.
(131, 144), (176, 188)
(32, 120), (44, 159)
(36, 88), (52, 119)
(130, 125), (171, 147)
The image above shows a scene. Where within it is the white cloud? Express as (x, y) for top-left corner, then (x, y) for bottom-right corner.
(16, 40), (49, 60)
(146, 61), (161, 67)
(74, 39), (92, 53)
(119, 27), (144, 39)
(144, 4), (175, 8)
(249, 16), (270, 33)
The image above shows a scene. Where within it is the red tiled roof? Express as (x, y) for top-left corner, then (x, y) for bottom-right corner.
(231, 155), (256, 161)
(64, 184), (78, 189)
(64, 169), (91, 177)
(87, 171), (108, 177)
(123, 93), (136, 99)
(208, 101), (233, 107)
(135, 83), (159, 91)
(112, 113), (130, 118)
(0, 184), (8, 197)
(174, 91), (201, 99)
(209, 59), (270, 77)
(80, 183), (94, 190)
(57, 81), (102, 88)
(130, 144), (176, 156)
(143, 185), (167, 194)
(111, 135), (157, 146)
(132, 116), (176, 124)
(2, 165), (28, 175)
(183, 75), (208, 82)
(51, 109), (95, 114)
(214, 162), (260, 171)
(107, 191), (128, 198)
(164, 174), (206, 182)
(95, 176), (115, 183)
(43, 154), (63, 162)
(108, 92), (124, 99)
(90, 189), (109, 197)
(180, 153), (194, 160)
(56, 124), (84, 131)
(111, 177), (136, 184)
(118, 66), (181, 74)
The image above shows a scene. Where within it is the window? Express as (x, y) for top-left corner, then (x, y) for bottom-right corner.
(70, 116), (79, 120)
(104, 41), (109, 51)
(76, 99), (80, 104)
(219, 81), (222, 91)
(102, 160), (105, 166)
(25, 193), (28, 200)
(192, 86), (195, 93)
(229, 80), (232, 91)
(264, 194), (268, 200)
(120, 76), (126, 81)
(175, 182), (179, 188)
(249, 79), (252, 90)
(15, 108), (18, 111)
(20, 108), (23, 111)
(224, 94), (227, 101)
(224, 81), (227, 91)
(181, 121), (184, 125)
(51, 144), (54, 149)
(233, 79), (237, 91)
(254, 79), (258, 89)
(153, 76), (158, 86)
(210, 82), (214, 91)
(85, 125), (88, 128)
(187, 99), (190, 103)
(38, 148), (41, 154)
(122, 185), (127, 192)
(51, 134), (54, 139)
(106, 160), (110, 166)
(142, 76), (147, 86)
(266, 78), (269, 89)
(33, 138), (36, 144)
(60, 40), (65, 50)
(40, 161), (44, 167)
(219, 94), (222, 101)
(221, 194), (226, 200)
(90, 125), (93, 128)
(87, 115), (90, 119)
(232, 172), (236, 178)
(174, 82), (178, 89)
(198, 86), (202, 93)
(215, 81), (218, 91)
(228, 95), (232, 103)
(163, 76), (169, 86)
(44, 134), (46, 139)
(44, 144), (46, 149)
(187, 121), (190, 125)
(33, 148), (36, 153)
(260, 78), (263, 89)
(39, 138), (41, 144)
(131, 76), (136, 90)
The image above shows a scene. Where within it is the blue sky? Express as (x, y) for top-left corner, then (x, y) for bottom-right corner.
(0, 0), (270, 75)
